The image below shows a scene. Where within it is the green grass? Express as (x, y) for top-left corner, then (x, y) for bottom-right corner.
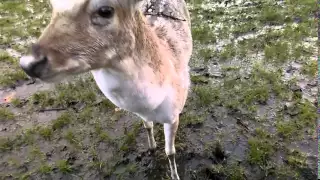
(194, 85), (221, 107)
(276, 121), (297, 139)
(264, 41), (290, 64)
(0, 137), (14, 152)
(243, 84), (269, 105)
(248, 137), (274, 166)
(295, 102), (317, 127)
(0, 108), (15, 121)
(11, 98), (22, 107)
(0, 0), (317, 179)
(38, 126), (53, 140)
(38, 163), (53, 174)
(28, 146), (45, 161)
(56, 160), (73, 174)
(0, 50), (17, 64)
(190, 75), (209, 84)
(192, 24), (216, 44)
(52, 112), (73, 130)
(259, 5), (284, 25)
(119, 122), (141, 152)
(302, 60), (317, 77)
(64, 129), (81, 146)
(180, 111), (205, 127)
(219, 44), (236, 61)
(198, 48), (214, 63)
(0, 70), (28, 87)
(30, 91), (54, 108)
(0, 0), (51, 88)
(248, 128), (275, 166)
(286, 150), (307, 168)
(30, 78), (99, 108)
(232, 21), (257, 36)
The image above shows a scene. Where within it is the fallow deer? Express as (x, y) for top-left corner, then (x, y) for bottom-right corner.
(19, 0), (193, 179)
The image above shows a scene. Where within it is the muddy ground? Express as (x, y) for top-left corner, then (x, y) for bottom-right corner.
(0, 0), (318, 180)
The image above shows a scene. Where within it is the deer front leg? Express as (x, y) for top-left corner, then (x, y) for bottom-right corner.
(164, 118), (180, 180)
(143, 121), (157, 149)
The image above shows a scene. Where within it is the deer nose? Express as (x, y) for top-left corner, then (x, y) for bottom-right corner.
(20, 56), (48, 78)
(20, 43), (48, 78)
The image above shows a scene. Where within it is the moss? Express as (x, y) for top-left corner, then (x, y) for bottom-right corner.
(0, 108), (15, 121)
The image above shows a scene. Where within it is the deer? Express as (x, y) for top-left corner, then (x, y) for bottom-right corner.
(19, 0), (193, 179)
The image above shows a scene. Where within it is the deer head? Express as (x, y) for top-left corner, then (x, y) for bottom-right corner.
(20, 0), (144, 82)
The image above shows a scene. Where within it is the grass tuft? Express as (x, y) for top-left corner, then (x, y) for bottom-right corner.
(52, 112), (73, 130)
(0, 108), (15, 121)
(56, 160), (73, 173)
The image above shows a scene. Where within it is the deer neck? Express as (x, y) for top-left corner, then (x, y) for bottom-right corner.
(99, 11), (173, 84)
(127, 11), (172, 73)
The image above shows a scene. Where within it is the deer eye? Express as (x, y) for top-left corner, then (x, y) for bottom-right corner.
(97, 6), (114, 18)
